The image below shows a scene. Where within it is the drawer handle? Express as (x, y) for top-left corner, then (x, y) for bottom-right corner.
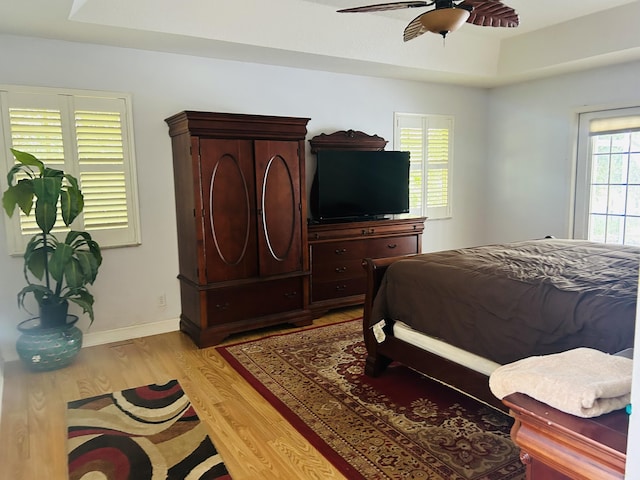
(335, 266), (347, 273)
(334, 248), (347, 255)
(335, 284), (347, 291)
(361, 228), (375, 235)
(387, 243), (398, 249)
(284, 291), (298, 298)
(215, 302), (230, 311)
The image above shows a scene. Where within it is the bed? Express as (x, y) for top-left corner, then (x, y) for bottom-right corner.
(362, 238), (639, 411)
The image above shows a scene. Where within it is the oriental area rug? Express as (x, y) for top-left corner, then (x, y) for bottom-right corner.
(217, 319), (525, 480)
(67, 379), (231, 480)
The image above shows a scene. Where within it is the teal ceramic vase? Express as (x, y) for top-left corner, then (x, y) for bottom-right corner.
(16, 315), (83, 371)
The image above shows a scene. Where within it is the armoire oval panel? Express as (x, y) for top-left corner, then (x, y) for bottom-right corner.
(210, 153), (251, 265)
(198, 137), (258, 284)
(261, 154), (295, 261)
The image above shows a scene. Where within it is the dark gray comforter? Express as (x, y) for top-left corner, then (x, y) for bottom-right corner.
(370, 239), (639, 364)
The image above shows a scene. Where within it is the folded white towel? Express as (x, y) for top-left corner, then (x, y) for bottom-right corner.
(489, 347), (632, 418)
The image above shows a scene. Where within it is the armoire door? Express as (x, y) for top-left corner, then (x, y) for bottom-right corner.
(254, 140), (303, 277)
(199, 138), (258, 283)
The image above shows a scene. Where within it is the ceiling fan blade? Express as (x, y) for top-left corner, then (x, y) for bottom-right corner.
(403, 13), (429, 42)
(458, 0), (519, 27)
(338, 1), (431, 13)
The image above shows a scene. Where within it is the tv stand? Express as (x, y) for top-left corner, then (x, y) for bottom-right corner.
(306, 130), (424, 317)
(308, 217), (425, 318)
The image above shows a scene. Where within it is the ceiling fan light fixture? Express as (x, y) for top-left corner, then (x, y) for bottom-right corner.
(419, 7), (470, 38)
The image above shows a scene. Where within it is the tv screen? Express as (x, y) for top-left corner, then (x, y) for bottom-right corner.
(312, 150), (410, 221)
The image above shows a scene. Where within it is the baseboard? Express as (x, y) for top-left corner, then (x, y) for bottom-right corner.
(82, 317), (180, 348)
(3, 317), (181, 362)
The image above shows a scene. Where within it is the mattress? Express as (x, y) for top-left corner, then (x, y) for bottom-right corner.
(371, 238), (639, 365)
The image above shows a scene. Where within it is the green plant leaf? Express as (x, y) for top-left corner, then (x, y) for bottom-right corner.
(10, 149), (44, 175)
(3, 178), (35, 217)
(6, 163), (30, 184)
(25, 246), (48, 281)
(60, 183), (83, 226)
(32, 176), (62, 233)
(76, 250), (100, 283)
(88, 240), (103, 267)
(64, 258), (84, 289)
(32, 176), (62, 204)
(2, 185), (19, 217)
(48, 241), (73, 282)
(14, 179), (35, 215)
(23, 234), (51, 281)
(34, 197), (57, 234)
(65, 231), (102, 283)
(67, 290), (95, 325)
(17, 284), (53, 312)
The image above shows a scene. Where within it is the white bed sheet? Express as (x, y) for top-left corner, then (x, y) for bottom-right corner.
(392, 321), (501, 376)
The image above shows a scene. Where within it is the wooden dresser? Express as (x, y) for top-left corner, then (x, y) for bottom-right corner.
(308, 217), (425, 317)
(503, 393), (628, 480)
(306, 129), (425, 318)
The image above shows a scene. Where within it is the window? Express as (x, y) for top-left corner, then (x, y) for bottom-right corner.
(394, 113), (453, 219)
(574, 107), (640, 245)
(0, 86), (141, 254)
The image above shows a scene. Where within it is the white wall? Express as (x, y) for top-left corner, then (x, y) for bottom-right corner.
(485, 60), (640, 243)
(0, 33), (489, 358)
(486, 59), (640, 478)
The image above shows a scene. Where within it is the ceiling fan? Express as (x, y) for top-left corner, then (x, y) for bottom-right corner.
(338, 0), (519, 41)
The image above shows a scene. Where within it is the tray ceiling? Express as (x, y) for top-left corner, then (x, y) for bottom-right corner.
(1, 0), (639, 86)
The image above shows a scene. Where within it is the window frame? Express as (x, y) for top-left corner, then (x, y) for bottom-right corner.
(0, 84), (141, 255)
(393, 112), (454, 220)
(573, 106), (640, 244)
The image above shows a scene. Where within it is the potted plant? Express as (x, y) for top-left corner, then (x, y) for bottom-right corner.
(2, 148), (102, 370)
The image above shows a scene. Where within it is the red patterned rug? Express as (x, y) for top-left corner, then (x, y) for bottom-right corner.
(67, 380), (231, 479)
(218, 319), (525, 480)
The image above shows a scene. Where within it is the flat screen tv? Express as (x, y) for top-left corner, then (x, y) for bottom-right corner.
(311, 149), (410, 222)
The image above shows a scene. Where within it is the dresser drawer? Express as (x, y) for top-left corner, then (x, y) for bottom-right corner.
(311, 239), (367, 261)
(206, 277), (303, 325)
(307, 218), (425, 317)
(308, 217), (425, 241)
(311, 257), (366, 283)
(312, 276), (367, 302)
(366, 235), (419, 258)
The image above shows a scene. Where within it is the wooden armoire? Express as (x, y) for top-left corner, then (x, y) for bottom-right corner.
(165, 111), (312, 347)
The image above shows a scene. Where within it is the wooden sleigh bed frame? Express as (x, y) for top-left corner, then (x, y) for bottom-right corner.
(362, 255), (509, 411)
(362, 239), (639, 413)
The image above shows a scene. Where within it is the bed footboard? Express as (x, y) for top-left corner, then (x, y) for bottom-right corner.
(362, 255), (411, 376)
(361, 255), (507, 412)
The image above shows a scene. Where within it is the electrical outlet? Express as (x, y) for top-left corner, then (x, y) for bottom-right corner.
(158, 293), (167, 307)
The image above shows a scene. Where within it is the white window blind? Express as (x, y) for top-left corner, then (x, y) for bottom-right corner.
(574, 106), (640, 245)
(0, 86), (141, 254)
(394, 113), (453, 219)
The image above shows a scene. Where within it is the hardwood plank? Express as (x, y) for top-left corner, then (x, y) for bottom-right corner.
(0, 307), (362, 479)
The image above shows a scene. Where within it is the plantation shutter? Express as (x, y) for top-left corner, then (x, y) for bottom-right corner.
(73, 97), (131, 236)
(394, 113), (453, 219)
(8, 98), (68, 238)
(398, 124), (424, 215)
(0, 87), (140, 254)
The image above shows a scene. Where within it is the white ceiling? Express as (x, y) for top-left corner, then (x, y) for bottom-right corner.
(2, 0), (640, 87)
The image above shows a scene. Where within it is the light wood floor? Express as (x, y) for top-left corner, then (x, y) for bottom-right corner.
(0, 307), (362, 480)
